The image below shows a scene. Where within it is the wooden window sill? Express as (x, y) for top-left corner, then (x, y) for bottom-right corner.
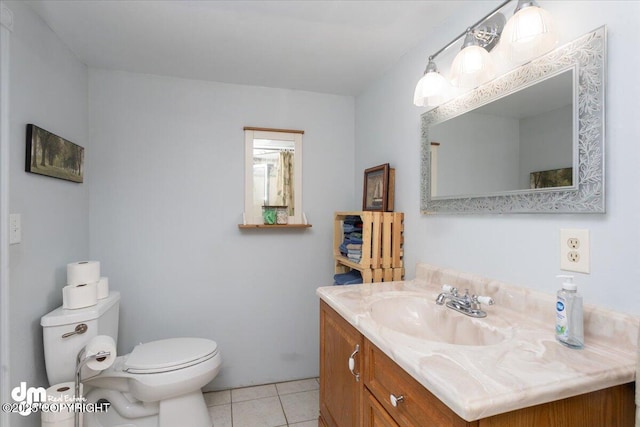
(237, 224), (312, 229)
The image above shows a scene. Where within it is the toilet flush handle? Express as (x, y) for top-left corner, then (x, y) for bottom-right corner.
(62, 323), (88, 338)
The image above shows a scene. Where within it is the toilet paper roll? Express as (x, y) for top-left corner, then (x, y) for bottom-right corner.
(96, 277), (109, 299)
(84, 335), (116, 371)
(67, 261), (100, 286)
(62, 282), (98, 310)
(41, 381), (80, 423)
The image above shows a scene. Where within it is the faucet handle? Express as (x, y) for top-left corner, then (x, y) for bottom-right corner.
(476, 295), (494, 306)
(442, 284), (455, 293)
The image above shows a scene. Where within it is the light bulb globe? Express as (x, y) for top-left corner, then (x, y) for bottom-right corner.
(421, 71), (449, 98)
(413, 76), (426, 107)
(450, 45), (496, 89)
(501, 5), (558, 64)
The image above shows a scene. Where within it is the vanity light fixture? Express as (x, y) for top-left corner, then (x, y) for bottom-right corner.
(413, 0), (557, 107)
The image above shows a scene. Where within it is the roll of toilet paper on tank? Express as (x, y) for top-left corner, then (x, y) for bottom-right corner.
(62, 282), (98, 310)
(96, 277), (109, 299)
(84, 335), (116, 371)
(41, 381), (80, 424)
(67, 261), (100, 286)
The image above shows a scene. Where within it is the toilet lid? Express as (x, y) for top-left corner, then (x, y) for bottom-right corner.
(124, 337), (218, 374)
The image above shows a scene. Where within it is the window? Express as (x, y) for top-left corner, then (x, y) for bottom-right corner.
(244, 127), (303, 225)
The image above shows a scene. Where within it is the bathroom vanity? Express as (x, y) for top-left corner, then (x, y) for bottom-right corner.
(317, 264), (638, 427)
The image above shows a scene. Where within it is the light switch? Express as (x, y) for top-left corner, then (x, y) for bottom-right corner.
(9, 213), (21, 244)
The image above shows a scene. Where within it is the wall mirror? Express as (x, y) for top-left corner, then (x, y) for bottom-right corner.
(244, 127), (303, 224)
(421, 26), (605, 214)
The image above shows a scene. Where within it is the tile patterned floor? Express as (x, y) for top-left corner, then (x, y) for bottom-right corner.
(204, 378), (319, 427)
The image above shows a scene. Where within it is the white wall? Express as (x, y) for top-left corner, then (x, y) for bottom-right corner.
(519, 104), (573, 188)
(355, 0), (640, 315)
(88, 69), (354, 390)
(6, 1), (89, 426)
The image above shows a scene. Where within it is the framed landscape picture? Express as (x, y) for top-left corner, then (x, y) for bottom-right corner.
(530, 167), (572, 189)
(25, 124), (84, 183)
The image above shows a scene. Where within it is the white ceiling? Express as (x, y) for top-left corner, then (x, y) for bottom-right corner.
(25, 0), (470, 96)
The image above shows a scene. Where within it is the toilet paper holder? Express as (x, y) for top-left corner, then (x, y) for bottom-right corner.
(73, 347), (111, 427)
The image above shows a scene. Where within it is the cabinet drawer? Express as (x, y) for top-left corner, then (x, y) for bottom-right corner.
(363, 339), (472, 427)
(363, 389), (399, 427)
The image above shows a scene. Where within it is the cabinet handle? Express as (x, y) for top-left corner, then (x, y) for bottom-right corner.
(390, 394), (404, 407)
(348, 344), (360, 382)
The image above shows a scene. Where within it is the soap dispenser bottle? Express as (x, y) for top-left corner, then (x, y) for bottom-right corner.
(555, 275), (584, 349)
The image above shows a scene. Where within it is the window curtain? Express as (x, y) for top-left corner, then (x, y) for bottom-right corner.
(277, 151), (294, 215)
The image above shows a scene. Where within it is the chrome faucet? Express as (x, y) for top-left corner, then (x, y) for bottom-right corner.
(435, 285), (494, 318)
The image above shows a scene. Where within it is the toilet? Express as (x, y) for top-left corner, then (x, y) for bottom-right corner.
(40, 291), (222, 427)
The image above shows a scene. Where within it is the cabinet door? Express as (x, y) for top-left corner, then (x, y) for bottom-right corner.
(363, 389), (399, 427)
(320, 300), (363, 427)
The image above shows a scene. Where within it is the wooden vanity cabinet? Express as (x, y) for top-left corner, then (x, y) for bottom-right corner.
(319, 300), (635, 427)
(320, 300), (363, 427)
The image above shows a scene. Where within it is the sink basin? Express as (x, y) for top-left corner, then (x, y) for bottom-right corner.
(368, 295), (511, 346)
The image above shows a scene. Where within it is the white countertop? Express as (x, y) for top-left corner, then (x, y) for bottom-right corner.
(317, 263), (639, 421)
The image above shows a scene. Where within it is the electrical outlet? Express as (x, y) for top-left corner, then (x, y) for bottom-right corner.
(560, 228), (590, 273)
(567, 251), (580, 262)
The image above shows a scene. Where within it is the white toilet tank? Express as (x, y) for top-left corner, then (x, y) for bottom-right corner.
(41, 291), (120, 386)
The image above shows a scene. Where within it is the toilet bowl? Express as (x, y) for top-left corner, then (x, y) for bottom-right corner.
(83, 338), (221, 427)
(41, 292), (222, 427)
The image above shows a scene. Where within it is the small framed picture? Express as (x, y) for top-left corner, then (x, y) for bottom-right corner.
(25, 124), (84, 183)
(362, 163), (390, 211)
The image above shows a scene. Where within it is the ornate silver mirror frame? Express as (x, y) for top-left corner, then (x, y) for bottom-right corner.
(421, 26), (605, 214)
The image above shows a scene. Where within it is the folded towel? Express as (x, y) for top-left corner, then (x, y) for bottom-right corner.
(342, 224), (356, 233)
(343, 216), (362, 224)
(333, 270), (362, 285)
(339, 242), (349, 256)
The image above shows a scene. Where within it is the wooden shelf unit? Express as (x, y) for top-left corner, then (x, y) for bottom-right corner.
(333, 211), (404, 283)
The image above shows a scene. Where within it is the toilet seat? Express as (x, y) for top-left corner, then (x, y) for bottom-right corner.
(125, 337), (218, 374)
(83, 338), (222, 403)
